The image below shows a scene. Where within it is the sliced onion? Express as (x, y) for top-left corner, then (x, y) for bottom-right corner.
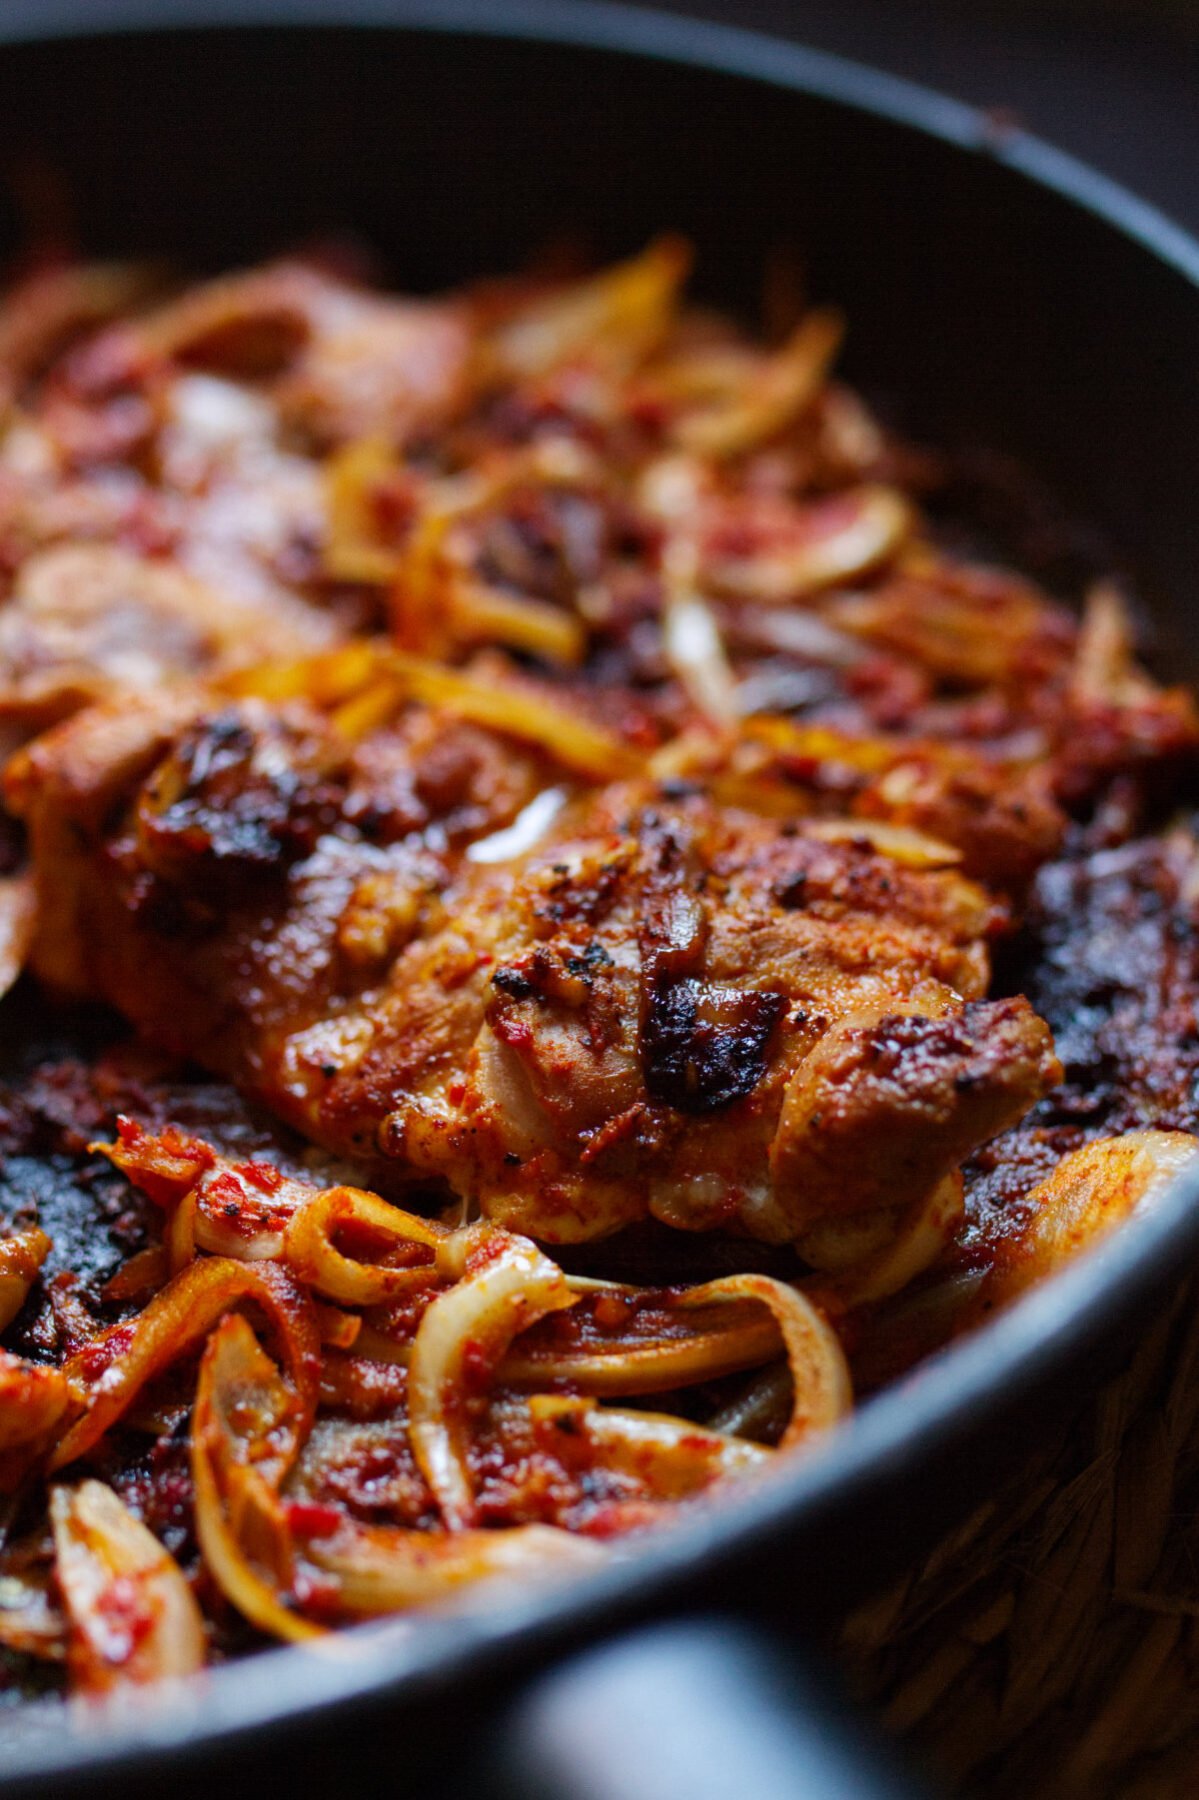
(192, 1314), (323, 1644)
(52, 1257), (320, 1471)
(105, 1129), (445, 1287)
(409, 1227), (577, 1528)
(677, 1275), (851, 1449)
(323, 436), (404, 585)
(974, 1130), (1199, 1315)
(443, 573), (586, 667)
(380, 650), (641, 780)
(672, 311), (843, 459)
(728, 604), (866, 667)
(50, 1480), (205, 1694)
(0, 1350), (71, 1485)
(283, 1185), (443, 1306)
(708, 485), (911, 600)
(102, 1245), (170, 1303)
(485, 237), (690, 381)
(501, 1292), (782, 1396)
(527, 1394), (771, 1494)
(167, 1184), (200, 1272)
(0, 1225), (50, 1333)
(661, 560), (738, 729)
(306, 1520), (603, 1617)
(800, 818), (962, 869)
(315, 1302), (362, 1351)
(801, 1174), (965, 1307)
(468, 786), (567, 864)
(707, 1363), (793, 1444)
(1071, 581), (1144, 704)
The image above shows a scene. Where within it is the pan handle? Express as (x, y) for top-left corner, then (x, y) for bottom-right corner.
(488, 1616), (935, 1800)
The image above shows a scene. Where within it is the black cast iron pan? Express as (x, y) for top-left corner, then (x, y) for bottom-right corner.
(1, 5), (1199, 1795)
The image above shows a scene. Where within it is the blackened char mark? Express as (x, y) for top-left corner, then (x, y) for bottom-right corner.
(965, 826), (1199, 1254)
(633, 807), (786, 1111)
(642, 976), (785, 1113)
(136, 709), (344, 891)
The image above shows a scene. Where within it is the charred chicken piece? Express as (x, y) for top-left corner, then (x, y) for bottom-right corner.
(8, 707), (1060, 1243)
(6, 689), (544, 1063)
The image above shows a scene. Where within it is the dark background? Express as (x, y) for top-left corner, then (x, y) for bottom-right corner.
(619, 0), (1199, 237)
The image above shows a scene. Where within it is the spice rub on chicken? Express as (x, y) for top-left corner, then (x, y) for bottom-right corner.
(7, 690), (1059, 1243)
(356, 794), (1059, 1242)
(6, 236), (1199, 1700)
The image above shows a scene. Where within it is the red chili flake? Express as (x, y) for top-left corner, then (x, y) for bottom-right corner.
(577, 1500), (661, 1540)
(286, 1501), (345, 1540)
(463, 1233), (509, 1275)
(234, 1161), (284, 1195)
(79, 1322), (136, 1381)
(491, 1017), (533, 1052)
(446, 1081), (466, 1107)
(204, 1170), (248, 1209)
(96, 1575), (153, 1660)
(289, 1565), (342, 1618)
(460, 1338), (493, 1392)
(593, 1295), (632, 1332)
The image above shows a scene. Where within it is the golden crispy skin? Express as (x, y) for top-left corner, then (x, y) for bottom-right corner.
(8, 707), (1060, 1242)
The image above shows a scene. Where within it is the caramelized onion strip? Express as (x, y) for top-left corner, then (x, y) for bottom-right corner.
(527, 1394), (772, 1493)
(707, 485), (912, 601)
(408, 1228), (576, 1528)
(0, 1225), (51, 1333)
(974, 1130), (1199, 1316)
(484, 237), (691, 381)
(324, 437), (405, 584)
(50, 1480), (205, 1693)
(192, 1314), (323, 1644)
(800, 818), (962, 869)
(380, 651), (640, 780)
(672, 309), (843, 458)
(0, 1351), (72, 1486)
(51, 1258), (320, 1471)
(501, 1293), (783, 1396)
(677, 1275), (851, 1449)
(305, 1519), (603, 1617)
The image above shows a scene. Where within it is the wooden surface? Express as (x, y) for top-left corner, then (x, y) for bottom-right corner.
(835, 1275), (1199, 1797)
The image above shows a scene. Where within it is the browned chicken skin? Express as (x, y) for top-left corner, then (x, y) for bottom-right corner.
(8, 696), (1060, 1242)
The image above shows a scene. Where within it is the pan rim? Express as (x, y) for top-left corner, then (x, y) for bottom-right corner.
(1, 1), (1199, 1786)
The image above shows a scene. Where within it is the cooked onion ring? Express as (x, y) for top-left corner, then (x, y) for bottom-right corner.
(678, 1275), (851, 1449)
(283, 1185), (443, 1306)
(409, 1227), (576, 1528)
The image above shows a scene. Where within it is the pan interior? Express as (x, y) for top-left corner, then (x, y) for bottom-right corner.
(0, 7), (1198, 1788)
